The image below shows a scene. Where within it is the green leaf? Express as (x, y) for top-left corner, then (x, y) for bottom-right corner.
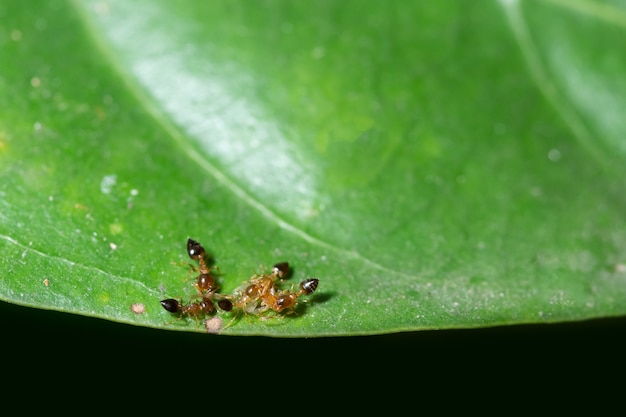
(1, 0), (625, 337)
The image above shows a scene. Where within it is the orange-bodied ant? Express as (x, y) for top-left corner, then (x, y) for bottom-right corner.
(186, 238), (218, 295)
(231, 262), (319, 316)
(160, 296), (215, 318)
(263, 278), (319, 313)
(231, 262), (288, 314)
(234, 277), (319, 316)
(187, 238), (233, 312)
(160, 296), (233, 318)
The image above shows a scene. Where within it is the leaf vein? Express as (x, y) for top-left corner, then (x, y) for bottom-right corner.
(0, 234), (160, 296)
(499, 0), (611, 170)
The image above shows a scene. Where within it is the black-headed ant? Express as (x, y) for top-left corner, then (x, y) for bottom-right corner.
(160, 295), (232, 321)
(259, 278), (319, 314)
(160, 296), (215, 318)
(231, 262), (319, 316)
(231, 262), (288, 314)
(186, 238), (219, 295)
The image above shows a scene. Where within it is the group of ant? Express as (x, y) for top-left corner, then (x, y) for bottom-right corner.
(160, 238), (319, 324)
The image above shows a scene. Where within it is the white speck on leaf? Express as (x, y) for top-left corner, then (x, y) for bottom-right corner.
(100, 174), (117, 194)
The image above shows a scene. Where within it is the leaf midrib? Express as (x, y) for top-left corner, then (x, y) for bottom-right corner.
(69, 0), (422, 281)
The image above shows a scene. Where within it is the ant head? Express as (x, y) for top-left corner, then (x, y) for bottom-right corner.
(300, 278), (319, 295)
(187, 238), (205, 260)
(217, 298), (233, 312)
(160, 298), (182, 313)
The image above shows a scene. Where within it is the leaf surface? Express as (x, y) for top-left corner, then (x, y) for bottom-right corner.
(1, 0), (625, 336)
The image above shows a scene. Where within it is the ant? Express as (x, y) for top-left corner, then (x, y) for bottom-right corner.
(258, 278), (319, 314)
(161, 296), (233, 315)
(231, 262), (319, 316)
(160, 296), (215, 319)
(161, 238), (232, 320)
(186, 238), (218, 295)
(232, 262), (289, 314)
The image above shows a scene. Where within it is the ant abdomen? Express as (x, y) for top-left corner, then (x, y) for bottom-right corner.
(160, 298), (182, 313)
(300, 278), (319, 295)
(272, 262), (289, 278)
(187, 238), (205, 260)
(217, 298), (233, 312)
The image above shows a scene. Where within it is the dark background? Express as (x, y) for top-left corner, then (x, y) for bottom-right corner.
(6, 302), (626, 394)
(4, 300), (624, 352)
(4, 301), (622, 413)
